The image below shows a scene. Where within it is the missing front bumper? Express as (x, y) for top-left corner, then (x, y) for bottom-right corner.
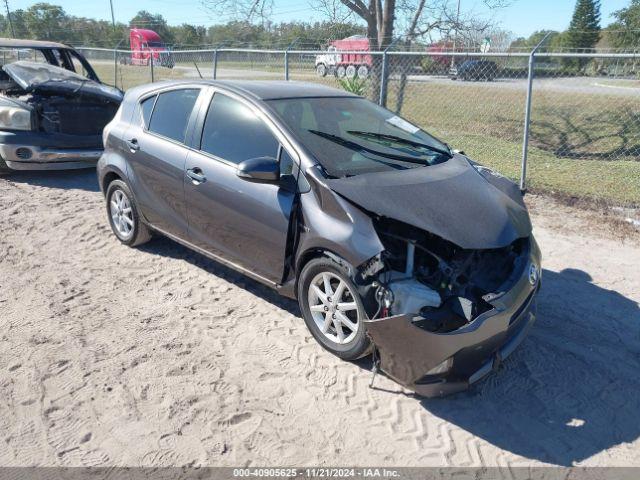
(365, 244), (540, 398)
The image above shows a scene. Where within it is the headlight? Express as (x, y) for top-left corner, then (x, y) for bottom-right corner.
(0, 106), (31, 130)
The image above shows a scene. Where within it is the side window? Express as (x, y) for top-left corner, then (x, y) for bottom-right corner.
(200, 93), (279, 164)
(148, 89), (200, 143)
(68, 50), (91, 77)
(140, 95), (156, 128)
(279, 147), (295, 177)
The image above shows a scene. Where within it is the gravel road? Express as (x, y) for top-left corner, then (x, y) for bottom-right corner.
(1, 169), (639, 468)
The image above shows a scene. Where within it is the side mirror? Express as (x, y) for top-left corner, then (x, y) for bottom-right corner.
(237, 156), (280, 183)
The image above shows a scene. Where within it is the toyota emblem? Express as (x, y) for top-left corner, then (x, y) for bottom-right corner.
(528, 264), (539, 286)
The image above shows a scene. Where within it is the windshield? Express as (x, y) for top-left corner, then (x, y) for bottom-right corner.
(268, 97), (451, 178)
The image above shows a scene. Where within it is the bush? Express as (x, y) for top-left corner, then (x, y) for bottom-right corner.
(337, 77), (367, 96)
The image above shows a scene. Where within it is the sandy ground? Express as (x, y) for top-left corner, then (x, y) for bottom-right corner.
(0, 169), (639, 468)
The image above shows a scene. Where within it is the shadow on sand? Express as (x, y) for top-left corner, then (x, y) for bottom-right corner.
(134, 232), (640, 466)
(3, 168), (100, 192)
(138, 235), (300, 317)
(424, 268), (640, 466)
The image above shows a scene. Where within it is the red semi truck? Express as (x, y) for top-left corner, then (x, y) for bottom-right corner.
(120, 28), (174, 68)
(315, 35), (372, 79)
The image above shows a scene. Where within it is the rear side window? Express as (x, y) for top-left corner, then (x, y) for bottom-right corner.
(200, 93), (279, 164)
(148, 89), (200, 143)
(140, 95), (156, 128)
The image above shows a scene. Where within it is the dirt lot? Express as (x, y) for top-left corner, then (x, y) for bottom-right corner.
(0, 169), (639, 467)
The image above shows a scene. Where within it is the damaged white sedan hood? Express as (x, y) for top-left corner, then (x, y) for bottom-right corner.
(3, 60), (123, 103)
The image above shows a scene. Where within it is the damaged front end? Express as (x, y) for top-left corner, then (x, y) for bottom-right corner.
(316, 153), (541, 397)
(359, 218), (541, 397)
(0, 61), (122, 170)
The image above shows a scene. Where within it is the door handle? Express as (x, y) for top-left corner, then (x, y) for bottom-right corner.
(126, 138), (139, 152)
(186, 167), (206, 184)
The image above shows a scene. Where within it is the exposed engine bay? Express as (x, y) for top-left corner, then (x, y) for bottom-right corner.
(0, 61), (122, 139)
(358, 217), (527, 333)
(15, 92), (119, 137)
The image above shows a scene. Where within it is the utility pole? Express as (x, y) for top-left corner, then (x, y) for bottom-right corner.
(449, 0), (461, 72)
(109, 0), (116, 30)
(4, 0), (15, 38)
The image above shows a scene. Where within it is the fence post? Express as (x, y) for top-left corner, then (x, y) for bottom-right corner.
(213, 49), (218, 79)
(520, 32), (551, 192)
(284, 50), (289, 80)
(113, 48), (118, 88)
(149, 55), (155, 83)
(284, 38), (298, 81)
(379, 51), (389, 107)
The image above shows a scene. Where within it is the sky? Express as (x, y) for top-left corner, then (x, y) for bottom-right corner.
(5, 0), (632, 38)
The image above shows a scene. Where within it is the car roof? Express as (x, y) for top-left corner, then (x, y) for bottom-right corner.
(134, 79), (358, 101)
(0, 38), (70, 49)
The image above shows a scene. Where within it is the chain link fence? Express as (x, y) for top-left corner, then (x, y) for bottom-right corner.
(77, 46), (640, 206)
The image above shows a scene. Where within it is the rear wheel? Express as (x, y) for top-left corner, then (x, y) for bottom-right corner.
(345, 65), (357, 78)
(357, 65), (369, 79)
(336, 65), (346, 78)
(105, 179), (152, 247)
(297, 257), (370, 360)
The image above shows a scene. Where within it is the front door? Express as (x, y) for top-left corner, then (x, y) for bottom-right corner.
(184, 92), (296, 283)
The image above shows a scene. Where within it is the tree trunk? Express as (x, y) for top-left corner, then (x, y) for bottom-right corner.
(367, 14), (383, 104)
(394, 41), (411, 114)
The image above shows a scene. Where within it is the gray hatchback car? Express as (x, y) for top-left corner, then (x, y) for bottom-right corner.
(98, 80), (541, 397)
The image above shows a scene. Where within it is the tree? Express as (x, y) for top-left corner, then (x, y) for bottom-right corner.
(606, 0), (640, 50)
(129, 11), (175, 45)
(202, 0), (509, 103)
(23, 3), (68, 41)
(509, 30), (559, 51)
(565, 0), (601, 51)
(173, 24), (208, 47)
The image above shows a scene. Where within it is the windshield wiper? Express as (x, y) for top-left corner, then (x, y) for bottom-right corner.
(347, 130), (452, 157)
(308, 130), (434, 166)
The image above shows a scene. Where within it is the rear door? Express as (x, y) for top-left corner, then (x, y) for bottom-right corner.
(184, 90), (298, 283)
(126, 86), (204, 239)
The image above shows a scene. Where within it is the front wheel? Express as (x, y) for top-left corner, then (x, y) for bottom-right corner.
(0, 156), (11, 175)
(316, 63), (327, 77)
(106, 179), (152, 247)
(297, 257), (370, 360)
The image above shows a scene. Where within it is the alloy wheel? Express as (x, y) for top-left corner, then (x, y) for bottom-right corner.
(307, 271), (361, 345)
(110, 189), (134, 240)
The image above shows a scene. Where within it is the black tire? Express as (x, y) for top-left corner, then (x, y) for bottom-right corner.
(316, 63), (327, 77)
(345, 64), (357, 79)
(0, 156), (11, 175)
(357, 65), (369, 79)
(297, 257), (370, 360)
(105, 179), (152, 247)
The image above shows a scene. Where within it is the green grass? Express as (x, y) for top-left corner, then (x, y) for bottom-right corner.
(385, 81), (640, 206)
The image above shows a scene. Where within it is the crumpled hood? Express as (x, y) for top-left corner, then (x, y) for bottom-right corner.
(325, 154), (532, 249)
(3, 61), (123, 103)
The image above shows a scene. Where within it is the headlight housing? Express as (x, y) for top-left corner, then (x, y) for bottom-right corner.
(0, 106), (31, 131)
